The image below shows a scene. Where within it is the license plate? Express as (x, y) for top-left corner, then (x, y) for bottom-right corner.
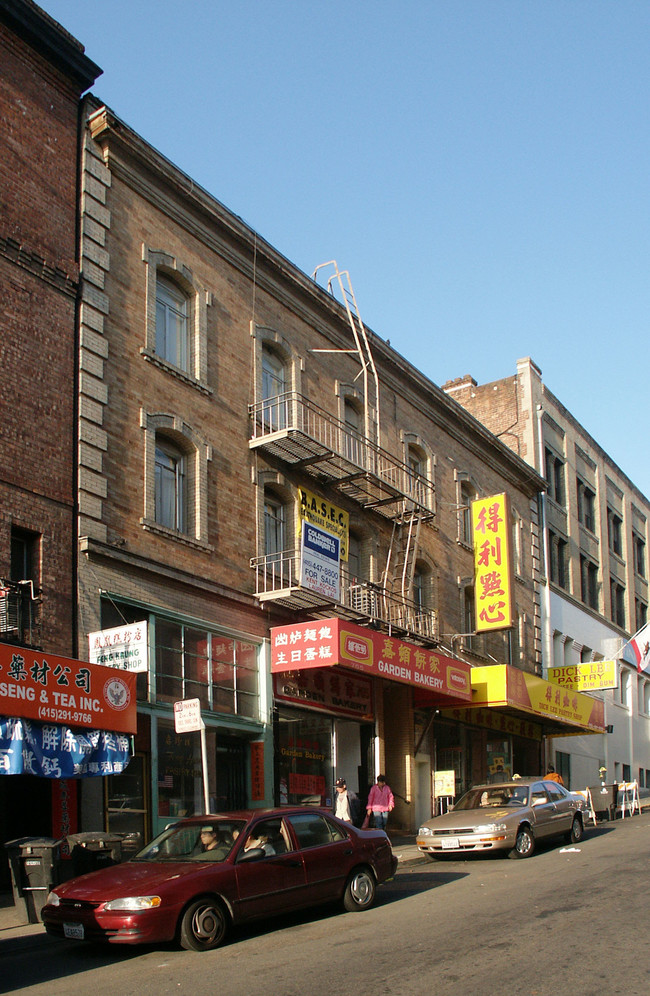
(440, 836), (460, 850)
(64, 923), (84, 940)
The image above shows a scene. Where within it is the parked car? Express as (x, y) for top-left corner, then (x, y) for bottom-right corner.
(416, 779), (587, 860)
(42, 807), (398, 951)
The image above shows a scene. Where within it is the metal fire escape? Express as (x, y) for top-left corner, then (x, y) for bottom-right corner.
(249, 261), (437, 643)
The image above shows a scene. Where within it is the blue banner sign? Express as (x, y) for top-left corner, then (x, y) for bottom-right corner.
(0, 715), (131, 777)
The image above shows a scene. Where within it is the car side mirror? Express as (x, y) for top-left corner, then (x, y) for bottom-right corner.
(237, 847), (265, 863)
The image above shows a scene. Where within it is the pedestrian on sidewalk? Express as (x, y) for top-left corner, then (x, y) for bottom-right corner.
(333, 777), (361, 825)
(366, 774), (394, 832)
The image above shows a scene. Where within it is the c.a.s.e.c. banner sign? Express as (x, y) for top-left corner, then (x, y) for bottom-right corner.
(0, 642), (136, 734)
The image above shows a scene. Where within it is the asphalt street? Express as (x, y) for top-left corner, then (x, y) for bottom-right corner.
(1, 812), (648, 996)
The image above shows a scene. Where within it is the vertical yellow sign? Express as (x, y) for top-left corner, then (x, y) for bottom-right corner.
(472, 492), (514, 632)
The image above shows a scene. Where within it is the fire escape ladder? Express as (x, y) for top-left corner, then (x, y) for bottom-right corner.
(312, 260), (381, 449)
(382, 509), (422, 607)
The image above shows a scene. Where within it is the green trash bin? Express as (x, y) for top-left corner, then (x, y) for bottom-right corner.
(4, 837), (62, 923)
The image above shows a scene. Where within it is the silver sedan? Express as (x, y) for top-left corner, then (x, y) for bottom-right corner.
(416, 779), (586, 860)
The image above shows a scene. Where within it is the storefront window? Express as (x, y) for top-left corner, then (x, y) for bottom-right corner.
(152, 620), (259, 719)
(487, 739), (512, 781)
(156, 620), (183, 703)
(157, 720), (216, 819)
(276, 709), (333, 806)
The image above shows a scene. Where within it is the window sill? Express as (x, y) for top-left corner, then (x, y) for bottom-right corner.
(141, 347), (213, 396)
(141, 517), (214, 552)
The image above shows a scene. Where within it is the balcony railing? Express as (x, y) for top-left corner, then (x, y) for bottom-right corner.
(0, 581), (41, 648)
(251, 552), (439, 644)
(249, 392), (435, 520)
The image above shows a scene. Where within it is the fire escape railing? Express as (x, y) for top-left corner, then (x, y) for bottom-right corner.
(249, 392), (435, 519)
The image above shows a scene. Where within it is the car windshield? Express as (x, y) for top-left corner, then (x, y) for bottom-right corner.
(453, 785), (529, 810)
(132, 820), (247, 862)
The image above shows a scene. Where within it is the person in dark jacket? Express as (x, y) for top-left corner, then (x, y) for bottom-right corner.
(333, 777), (361, 825)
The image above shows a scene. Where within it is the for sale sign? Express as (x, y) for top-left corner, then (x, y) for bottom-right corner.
(300, 521), (340, 601)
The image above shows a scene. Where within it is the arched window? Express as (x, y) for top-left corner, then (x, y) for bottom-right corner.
(407, 443), (428, 507)
(155, 435), (187, 532)
(344, 398), (363, 465)
(264, 490), (286, 561)
(156, 273), (189, 371)
(460, 481), (475, 545)
(262, 346), (287, 430)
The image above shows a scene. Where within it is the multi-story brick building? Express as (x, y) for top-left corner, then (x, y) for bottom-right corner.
(71, 94), (609, 837)
(444, 356), (650, 791)
(0, 0), (100, 875)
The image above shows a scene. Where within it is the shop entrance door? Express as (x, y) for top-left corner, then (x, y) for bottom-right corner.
(214, 737), (246, 811)
(105, 752), (149, 852)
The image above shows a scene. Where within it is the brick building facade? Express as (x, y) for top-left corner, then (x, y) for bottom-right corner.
(0, 0), (100, 878)
(72, 98), (577, 838)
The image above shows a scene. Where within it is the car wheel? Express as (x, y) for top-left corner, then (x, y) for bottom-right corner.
(179, 897), (229, 951)
(343, 867), (376, 911)
(565, 815), (583, 844)
(509, 825), (535, 859)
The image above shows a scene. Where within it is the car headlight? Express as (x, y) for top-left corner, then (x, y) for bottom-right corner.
(474, 823), (508, 833)
(46, 891), (60, 906)
(418, 826), (433, 836)
(103, 896), (162, 912)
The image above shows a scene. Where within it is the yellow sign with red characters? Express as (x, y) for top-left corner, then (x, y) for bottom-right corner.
(472, 492), (514, 632)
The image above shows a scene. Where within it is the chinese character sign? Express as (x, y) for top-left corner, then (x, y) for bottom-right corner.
(472, 493), (514, 632)
(0, 717), (131, 777)
(0, 642), (137, 733)
(270, 618), (472, 703)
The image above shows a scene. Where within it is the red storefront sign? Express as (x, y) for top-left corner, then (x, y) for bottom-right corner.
(274, 666), (374, 719)
(271, 618), (472, 705)
(0, 642), (137, 734)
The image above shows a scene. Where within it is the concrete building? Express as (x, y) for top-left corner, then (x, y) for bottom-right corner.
(444, 357), (650, 792)
(0, 0), (100, 879)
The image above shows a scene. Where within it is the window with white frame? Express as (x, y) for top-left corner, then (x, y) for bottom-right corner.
(141, 411), (212, 547)
(261, 345), (287, 430)
(457, 478), (477, 546)
(619, 667), (631, 709)
(156, 273), (189, 371)
(264, 491), (286, 561)
(142, 248), (210, 389)
(155, 436), (187, 533)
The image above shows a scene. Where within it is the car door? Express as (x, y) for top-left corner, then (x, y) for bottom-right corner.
(286, 812), (354, 903)
(234, 817), (306, 921)
(545, 782), (574, 835)
(529, 782), (557, 839)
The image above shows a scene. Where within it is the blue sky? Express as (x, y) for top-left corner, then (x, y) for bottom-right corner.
(44, 1), (650, 496)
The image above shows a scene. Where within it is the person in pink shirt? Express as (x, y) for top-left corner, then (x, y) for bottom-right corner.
(366, 774), (394, 831)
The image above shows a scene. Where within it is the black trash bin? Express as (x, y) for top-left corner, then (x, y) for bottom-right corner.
(4, 837), (62, 923)
(66, 832), (124, 877)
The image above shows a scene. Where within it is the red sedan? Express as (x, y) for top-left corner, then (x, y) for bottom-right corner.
(42, 808), (398, 951)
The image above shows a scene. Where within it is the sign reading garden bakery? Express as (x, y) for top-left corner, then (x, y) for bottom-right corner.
(0, 642), (137, 734)
(270, 617), (471, 705)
